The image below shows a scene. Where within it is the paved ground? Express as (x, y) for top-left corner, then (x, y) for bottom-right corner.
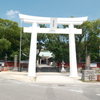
(0, 71), (100, 100)
(0, 71), (83, 84)
(0, 63), (100, 84)
(1, 65), (100, 100)
(0, 80), (100, 100)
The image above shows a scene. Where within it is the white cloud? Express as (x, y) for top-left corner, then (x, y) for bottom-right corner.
(6, 10), (20, 18)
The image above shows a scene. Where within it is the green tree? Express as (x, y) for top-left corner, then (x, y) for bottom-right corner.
(0, 38), (11, 51)
(75, 19), (100, 62)
(37, 24), (47, 58)
(21, 33), (31, 60)
(0, 18), (20, 60)
(45, 34), (69, 62)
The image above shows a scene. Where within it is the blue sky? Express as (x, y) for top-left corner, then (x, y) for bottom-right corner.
(1, 0), (100, 26)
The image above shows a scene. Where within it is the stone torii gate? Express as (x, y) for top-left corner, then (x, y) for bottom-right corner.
(19, 14), (88, 77)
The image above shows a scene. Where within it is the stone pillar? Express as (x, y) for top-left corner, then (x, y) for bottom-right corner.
(13, 55), (18, 71)
(40, 59), (41, 65)
(36, 60), (38, 67)
(28, 22), (37, 76)
(82, 54), (95, 81)
(46, 57), (48, 65)
(85, 54), (90, 70)
(69, 24), (78, 77)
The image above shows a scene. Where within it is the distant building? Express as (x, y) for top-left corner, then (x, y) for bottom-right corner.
(38, 51), (53, 65)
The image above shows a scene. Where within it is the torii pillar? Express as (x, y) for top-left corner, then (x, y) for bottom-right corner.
(19, 14), (88, 77)
(69, 24), (78, 77)
(28, 22), (37, 76)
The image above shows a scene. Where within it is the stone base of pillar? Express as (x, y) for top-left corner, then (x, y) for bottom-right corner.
(82, 70), (97, 81)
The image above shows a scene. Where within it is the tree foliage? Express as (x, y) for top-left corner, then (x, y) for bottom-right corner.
(45, 34), (69, 62)
(37, 24), (47, 58)
(0, 38), (11, 51)
(0, 18), (20, 60)
(75, 19), (100, 62)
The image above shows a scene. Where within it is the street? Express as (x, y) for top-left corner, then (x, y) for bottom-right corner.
(0, 78), (100, 100)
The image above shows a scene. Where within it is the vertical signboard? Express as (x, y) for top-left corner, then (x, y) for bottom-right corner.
(50, 18), (57, 31)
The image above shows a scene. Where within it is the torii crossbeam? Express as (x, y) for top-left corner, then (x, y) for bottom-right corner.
(19, 14), (88, 77)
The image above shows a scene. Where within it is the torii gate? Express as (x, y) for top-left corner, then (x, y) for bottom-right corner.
(19, 14), (88, 77)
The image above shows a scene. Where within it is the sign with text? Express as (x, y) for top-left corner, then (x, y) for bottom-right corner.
(50, 18), (57, 31)
(90, 63), (97, 67)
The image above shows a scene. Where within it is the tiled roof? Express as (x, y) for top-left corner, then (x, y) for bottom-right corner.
(39, 51), (53, 57)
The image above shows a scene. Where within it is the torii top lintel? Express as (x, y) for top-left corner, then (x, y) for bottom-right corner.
(19, 14), (88, 25)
